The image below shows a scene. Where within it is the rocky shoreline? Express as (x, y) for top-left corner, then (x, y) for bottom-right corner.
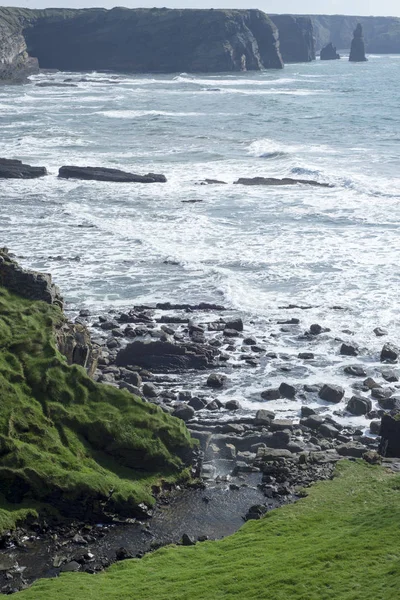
(1, 252), (400, 594)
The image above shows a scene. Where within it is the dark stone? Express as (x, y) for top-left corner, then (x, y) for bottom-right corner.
(381, 343), (399, 363)
(255, 409), (275, 425)
(340, 342), (359, 357)
(224, 318), (243, 332)
(374, 327), (388, 337)
(116, 340), (212, 371)
(382, 370), (399, 383)
(347, 396), (372, 416)
(142, 382), (159, 398)
(207, 373), (226, 388)
(378, 396), (400, 411)
(270, 419), (294, 432)
(309, 323), (323, 335)
(320, 42), (340, 60)
(300, 415), (324, 430)
(0, 158), (47, 179)
(225, 399), (241, 411)
(344, 365), (367, 377)
(319, 423), (339, 439)
(318, 384), (345, 404)
(349, 23), (368, 62)
(206, 400), (221, 411)
(279, 382), (296, 399)
(188, 396), (208, 411)
(337, 443), (367, 458)
(172, 404), (195, 422)
(261, 388), (281, 401)
(59, 166), (166, 183)
(371, 387), (393, 400)
(115, 547), (133, 561)
(181, 534), (196, 546)
(223, 328), (240, 338)
(301, 406), (316, 417)
(379, 415), (400, 457)
(60, 561), (81, 573)
(370, 420), (381, 435)
(243, 337), (257, 345)
(298, 352), (314, 360)
(234, 177), (332, 188)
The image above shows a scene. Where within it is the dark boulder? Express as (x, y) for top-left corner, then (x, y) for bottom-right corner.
(318, 384), (345, 404)
(207, 373), (226, 388)
(0, 158), (47, 179)
(279, 382), (296, 399)
(340, 342), (359, 357)
(225, 399), (241, 411)
(261, 388), (281, 401)
(234, 177), (332, 188)
(188, 396), (208, 411)
(172, 404), (195, 422)
(344, 365), (367, 377)
(349, 24), (368, 62)
(59, 166), (166, 183)
(379, 415), (400, 457)
(381, 343), (399, 363)
(347, 396), (372, 416)
(224, 317), (243, 332)
(378, 396), (400, 411)
(115, 340), (212, 371)
(320, 42), (340, 60)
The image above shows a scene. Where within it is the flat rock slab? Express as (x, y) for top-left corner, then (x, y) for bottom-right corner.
(234, 177), (333, 188)
(58, 166), (167, 183)
(0, 158), (47, 179)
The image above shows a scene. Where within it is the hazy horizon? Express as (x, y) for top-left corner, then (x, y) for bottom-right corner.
(1, 1), (400, 18)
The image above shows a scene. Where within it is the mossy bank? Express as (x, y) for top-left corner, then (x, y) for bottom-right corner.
(0, 279), (195, 531)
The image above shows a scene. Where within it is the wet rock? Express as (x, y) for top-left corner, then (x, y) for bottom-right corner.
(243, 337), (257, 345)
(172, 404), (195, 422)
(337, 443), (367, 458)
(370, 420), (381, 435)
(374, 327), (388, 337)
(245, 504), (267, 521)
(298, 352), (314, 360)
(344, 365), (367, 377)
(371, 387), (393, 400)
(223, 328), (240, 338)
(255, 409), (275, 425)
(206, 400), (221, 411)
(300, 415), (325, 430)
(225, 317), (243, 332)
(143, 382), (159, 398)
(318, 384), (345, 404)
(0, 158), (47, 179)
(59, 165), (167, 183)
(207, 373), (226, 388)
(381, 343), (399, 363)
(346, 396), (372, 416)
(279, 382), (296, 399)
(382, 370), (399, 383)
(301, 406), (316, 417)
(188, 396), (208, 410)
(309, 323), (323, 335)
(234, 177), (332, 188)
(225, 399), (241, 411)
(261, 388), (281, 401)
(340, 342), (359, 357)
(378, 396), (400, 411)
(363, 377), (380, 390)
(319, 423), (340, 439)
(61, 561), (81, 573)
(116, 340), (212, 371)
(270, 419), (294, 432)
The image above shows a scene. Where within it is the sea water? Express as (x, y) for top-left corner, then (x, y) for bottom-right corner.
(1, 55), (399, 426)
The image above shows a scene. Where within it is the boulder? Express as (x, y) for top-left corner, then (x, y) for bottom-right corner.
(142, 382), (159, 398)
(370, 420), (381, 435)
(255, 409), (275, 425)
(347, 396), (372, 416)
(319, 423), (340, 439)
(378, 396), (400, 411)
(340, 342), (359, 357)
(261, 388), (281, 401)
(234, 177), (332, 188)
(320, 42), (340, 60)
(318, 384), (345, 404)
(381, 343), (399, 363)
(116, 340), (212, 371)
(344, 365), (367, 377)
(59, 166), (167, 183)
(207, 373), (226, 388)
(349, 23), (368, 62)
(382, 370), (399, 383)
(0, 158), (47, 179)
(188, 396), (208, 411)
(225, 399), (241, 411)
(172, 404), (195, 422)
(374, 327), (388, 337)
(379, 415), (400, 457)
(224, 318), (243, 332)
(279, 382), (296, 399)
(300, 415), (324, 430)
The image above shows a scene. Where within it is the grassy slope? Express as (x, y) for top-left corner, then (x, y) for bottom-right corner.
(15, 461), (400, 600)
(0, 286), (194, 530)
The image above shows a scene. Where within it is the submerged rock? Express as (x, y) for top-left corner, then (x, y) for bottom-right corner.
(320, 42), (340, 60)
(59, 166), (167, 183)
(234, 177), (332, 188)
(0, 158), (47, 179)
(349, 24), (368, 62)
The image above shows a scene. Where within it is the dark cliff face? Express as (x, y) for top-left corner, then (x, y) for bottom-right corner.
(311, 15), (400, 53)
(349, 24), (367, 62)
(0, 7), (283, 77)
(269, 15), (315, 63)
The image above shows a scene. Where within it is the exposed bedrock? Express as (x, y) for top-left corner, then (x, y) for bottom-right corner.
(269, 15), (315, 63)
(1, 7), (283, 74)
(59, 166), (167, 183)
(0, 157), (47, 178)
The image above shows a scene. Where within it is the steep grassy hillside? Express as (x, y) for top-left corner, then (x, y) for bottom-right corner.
(14, 460), (400, 600)
(0, 286), (194, 530)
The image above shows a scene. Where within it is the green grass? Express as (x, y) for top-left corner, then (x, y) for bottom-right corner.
(0, 286), (194, 530)
(14, 461), (400, 600)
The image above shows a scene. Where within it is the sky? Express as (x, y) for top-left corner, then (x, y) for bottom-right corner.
(1, 0), (400, 17)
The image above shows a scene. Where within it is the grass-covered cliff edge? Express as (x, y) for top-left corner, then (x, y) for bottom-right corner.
(13, 460), (400, 600)
(0, 259), (195, 532)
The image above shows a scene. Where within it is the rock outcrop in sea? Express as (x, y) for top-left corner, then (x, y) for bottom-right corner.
(320, 42), (340, 60)
(349, 24), (368, 62)
(269, 15), (315, 63)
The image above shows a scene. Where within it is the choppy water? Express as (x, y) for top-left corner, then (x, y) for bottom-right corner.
(1, 55), (400, 427)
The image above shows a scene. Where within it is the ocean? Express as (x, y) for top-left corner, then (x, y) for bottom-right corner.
(1, 55), (400, 427)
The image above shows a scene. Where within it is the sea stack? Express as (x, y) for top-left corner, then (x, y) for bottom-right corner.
(349, 23), (368, 62)
(320, 42), (340, 60)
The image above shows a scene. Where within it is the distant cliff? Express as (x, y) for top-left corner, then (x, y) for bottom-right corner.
(0, 7), (283, 81)
(270, 15), (315, 62)
(311, 15), (400, 53)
